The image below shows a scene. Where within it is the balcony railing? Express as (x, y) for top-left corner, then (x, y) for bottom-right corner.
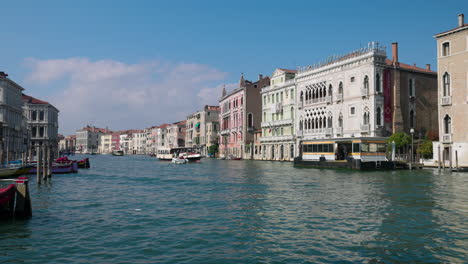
(361, 88), (369, 97)
(336, 93), (343, 102)
(361, 124), (370, 132)
(260, 135), (294, 142)
(325, 128), (333, 135)
(442, 134), (452, 143)
(220, 129), (230, 135)
(261, 119), (293, 128)
(305, 97), (326, 106)
(325, 96), (332, 104)
(441, 96), (452, 106)
(336, 127), (343, 135)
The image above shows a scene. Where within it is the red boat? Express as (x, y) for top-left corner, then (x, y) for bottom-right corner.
(56, 157), (90, 168)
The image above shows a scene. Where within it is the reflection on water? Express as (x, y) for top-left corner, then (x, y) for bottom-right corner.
(0, 155), (467, 263)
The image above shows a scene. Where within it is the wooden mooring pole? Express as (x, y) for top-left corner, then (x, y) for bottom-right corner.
(42, 145), (47, 181)
(455, 150), (459, 172)
(36, 145), (41, 184)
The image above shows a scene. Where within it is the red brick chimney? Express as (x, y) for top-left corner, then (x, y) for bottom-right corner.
(392, 42), (399, 66)
(426, 64), (431, 71)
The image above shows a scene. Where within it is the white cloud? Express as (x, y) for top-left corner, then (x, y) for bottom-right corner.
(24, 57), (231, 134)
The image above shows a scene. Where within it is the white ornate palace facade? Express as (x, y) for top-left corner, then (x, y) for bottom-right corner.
(295, 42), (389, 161)
(259, 68), (297, 161)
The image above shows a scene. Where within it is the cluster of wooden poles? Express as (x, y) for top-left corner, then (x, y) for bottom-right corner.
(29, 144), (55, 184)
(437, 145), (461, 172)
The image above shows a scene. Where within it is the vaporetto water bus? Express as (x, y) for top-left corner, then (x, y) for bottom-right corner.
(157, 147), (202, 162)
(294, 137), (396, 170)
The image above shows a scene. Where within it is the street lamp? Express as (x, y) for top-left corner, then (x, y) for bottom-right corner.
(410, 128), (414, 170)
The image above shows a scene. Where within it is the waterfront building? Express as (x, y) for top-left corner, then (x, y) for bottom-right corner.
(75, 125), (110, 154)
(219, 74), (270, 159)
(119, 133), (130, 154)
(22, 93), (59, 158)
(0, 72), (28, 162)
(131, 130), (146, 155)
(98, 133), (112, 154)
(260, 68), (297, 161)
(165, 121), (186, 148)
(295, 42), (437, 161)
(433, 14), (468, 168)
(185, 105), (220, 156)
(111, 132), (120, 151)
(59, 135), (76, 153)
(253, 130), (262, 160)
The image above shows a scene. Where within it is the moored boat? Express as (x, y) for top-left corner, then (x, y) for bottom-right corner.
(171, 157), (188, 164)
(56, 157), (90, 168)
(112, 150), (124, 156)
(27, 161), (78, 174)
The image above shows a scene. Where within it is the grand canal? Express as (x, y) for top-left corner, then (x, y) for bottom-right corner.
(1, 155), (467, 263)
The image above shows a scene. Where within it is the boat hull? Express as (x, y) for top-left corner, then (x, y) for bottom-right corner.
(27, 162), (78, 174)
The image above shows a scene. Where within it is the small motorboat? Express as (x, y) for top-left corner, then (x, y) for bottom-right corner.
(56, 157), (90, 168)
(112, 150), (124, 156)
(27, 161), (78, 174)
(172, 157), (188, 164)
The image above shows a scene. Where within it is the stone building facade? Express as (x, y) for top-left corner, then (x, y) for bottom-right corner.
(185, 105), (219, 156)
(295, 42), (437, 160)
(22, 94), (59, 158)
(0, 73), (28, 162)
(219, 74), (270, 159)
(260, 68), (297, 161)
(433, 14), (468, 168)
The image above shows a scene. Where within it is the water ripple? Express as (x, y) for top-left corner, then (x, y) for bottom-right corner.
(0, 155), (467, 263)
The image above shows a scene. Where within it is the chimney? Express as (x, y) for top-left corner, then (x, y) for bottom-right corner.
(258, 74), (263, 80)
(392, 42), (399, 65)
(426, 64), (431, 71)
(459, 14), (465, 27)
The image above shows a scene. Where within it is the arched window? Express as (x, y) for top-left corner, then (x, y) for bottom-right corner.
(363, 112), (370, 125)
(376, 74), (381, 92)
(364, 75), (369, 90)
(32, 127), (37, 137)
(300, 91), (304, 102)
(376, 107), (382, 126)
(299, 120), (303, 130)
(248, 113), (253, 128)
(338, 114), (343, 128)
(444, 115), (451, 134)
(291, 107), (294, 119)
(323, 87), (326, 97)
(39, 127), (44, 137)
(339, 82), (343, 94)
(327, 116), (332, 128)
(443, 72), (450, 96)
(32, 111), (37, 121)
(328, 84), (333, 97)
(263, 112), (266, 121)
(409, 110), (415, 128)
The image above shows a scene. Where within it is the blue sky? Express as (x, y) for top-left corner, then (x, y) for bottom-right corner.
(0, 0), (466, 134)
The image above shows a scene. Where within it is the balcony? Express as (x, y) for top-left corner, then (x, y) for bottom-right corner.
(361, 88), (369, 97)
(325, 128), (333, 136)
(361, 124), (370, 132)
(442, 134), (452, 143)
(260, 135), (294, 142)
(336, 93), (343, 102)
(441, 96), (451, 106)
(325, 96), (332, 104)
(305, 97), (326, 106)
(220, 129), (230, 135)
(336, 127), (343, 135)
(261, 119), (293, 128)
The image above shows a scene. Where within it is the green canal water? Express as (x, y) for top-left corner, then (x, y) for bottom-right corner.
(1, 155), (467, 263)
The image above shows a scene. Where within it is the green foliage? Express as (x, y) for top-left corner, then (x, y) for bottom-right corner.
(208, 144), (219, 155)
(417, 139), (433, 159)
(386, 132), (411, 151)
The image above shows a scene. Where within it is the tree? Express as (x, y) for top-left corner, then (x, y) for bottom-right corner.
(386, 132), (411, 153)
(417, 139), (433, 159)
(208, 143), (219, 156)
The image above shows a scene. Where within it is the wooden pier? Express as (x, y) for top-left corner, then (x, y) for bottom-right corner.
(0, 177), (32, 219)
